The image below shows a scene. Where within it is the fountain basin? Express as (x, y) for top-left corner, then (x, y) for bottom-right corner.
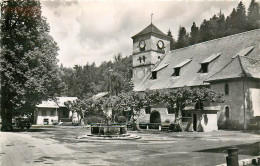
(91, 125), (127, 135)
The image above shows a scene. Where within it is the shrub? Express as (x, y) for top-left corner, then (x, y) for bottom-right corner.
(84, 115), (106, 124)
(116, 116), (127, 123)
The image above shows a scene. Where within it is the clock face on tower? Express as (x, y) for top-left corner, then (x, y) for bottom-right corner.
(157, 40), (164, 49)
(139, 40), (146, 49)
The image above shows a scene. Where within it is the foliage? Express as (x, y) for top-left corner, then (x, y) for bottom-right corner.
(169, 0), (260, 50)
(63, 86), (223, 130)
(116, 116), (127, 123)
(60, 53), (133, 98)
(84, 115), (106, 124)
(0, 0), (65, 131)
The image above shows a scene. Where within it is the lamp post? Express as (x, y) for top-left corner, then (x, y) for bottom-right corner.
(108, 68), (113, 97)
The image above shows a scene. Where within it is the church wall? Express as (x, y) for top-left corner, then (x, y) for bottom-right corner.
(133, 65), (153, 87)
(137, 107), (175, 123)
(210, 79), (260, 130)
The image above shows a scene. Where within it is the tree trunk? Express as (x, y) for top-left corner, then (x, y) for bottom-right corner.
(132, 118), (141, 131)
(1, 78), (13, 131)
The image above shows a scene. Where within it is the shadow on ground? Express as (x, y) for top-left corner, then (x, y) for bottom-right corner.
(196, 141), (260, 156)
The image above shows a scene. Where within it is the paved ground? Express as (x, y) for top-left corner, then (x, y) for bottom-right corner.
(1, 126), (260, 166)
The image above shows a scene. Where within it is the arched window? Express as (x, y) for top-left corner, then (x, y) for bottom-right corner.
(225, 106), (230, 119)
(225, 83), (229, 95)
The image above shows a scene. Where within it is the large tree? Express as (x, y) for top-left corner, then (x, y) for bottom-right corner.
(1, 0), (64, 131)
(190, 22), (199, 44)
(247, 0), (260, 30)
(236, 1), (247, 31)
(176, 26), (189, 49)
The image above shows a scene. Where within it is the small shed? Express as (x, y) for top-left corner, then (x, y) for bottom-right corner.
(182, 106), (220, 132)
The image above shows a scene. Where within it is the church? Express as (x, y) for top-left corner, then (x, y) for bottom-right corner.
(132, 23), (260, 131)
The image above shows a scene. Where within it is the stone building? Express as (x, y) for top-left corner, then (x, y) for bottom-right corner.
(132, 23), (260, 131)
(34, 97), (77, 125)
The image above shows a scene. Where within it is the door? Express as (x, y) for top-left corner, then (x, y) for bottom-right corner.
(193, 114), (197, 131)
(150, 110), (161, 129)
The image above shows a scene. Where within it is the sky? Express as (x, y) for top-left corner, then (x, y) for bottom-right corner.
(40, 0), (252, 67)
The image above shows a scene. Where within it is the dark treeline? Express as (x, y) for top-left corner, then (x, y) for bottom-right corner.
(60, 53), (133, 99)
(169, 0), (260, 49)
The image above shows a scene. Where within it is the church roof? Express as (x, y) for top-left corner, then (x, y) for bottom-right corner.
(134, 29), (260, 91)
(206, 56), (260, 82)
(132, 23), (169, 38)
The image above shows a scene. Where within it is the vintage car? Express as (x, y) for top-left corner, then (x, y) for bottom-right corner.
(15, 118), (32, 129)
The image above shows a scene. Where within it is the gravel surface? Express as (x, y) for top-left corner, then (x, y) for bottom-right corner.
(1, 126), (260, 166)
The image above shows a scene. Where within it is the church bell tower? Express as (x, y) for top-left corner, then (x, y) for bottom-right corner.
(132, 23), (171, 89)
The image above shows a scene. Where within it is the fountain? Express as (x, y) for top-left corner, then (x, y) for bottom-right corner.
(76, 118), (141, 140)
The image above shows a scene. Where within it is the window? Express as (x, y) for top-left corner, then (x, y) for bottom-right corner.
(42, 110), (46, 116)
(200, 63), (209, 73)
(172, 67), (180, 77)
(151, 71), (157, 79)
(225, 83), (229, 95)
(51, 110), (54, 116)
(145, 106), (151, 114)
(225, 106), (230, 118)
(172, 59), (192, 76)
(199, 53), (221, 73)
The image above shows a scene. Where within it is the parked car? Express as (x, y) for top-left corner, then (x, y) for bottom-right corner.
(15, 118), (32, 129)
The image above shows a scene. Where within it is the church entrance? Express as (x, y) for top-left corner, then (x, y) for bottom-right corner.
(150, 110), (161, 129)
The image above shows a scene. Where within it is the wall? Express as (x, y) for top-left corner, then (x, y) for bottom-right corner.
(137, 107), (175, 123)
(36, 108), (58, 125)
(210, 79), (260, 129)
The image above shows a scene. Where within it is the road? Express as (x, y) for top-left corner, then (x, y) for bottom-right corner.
(1, 126), (260, 166)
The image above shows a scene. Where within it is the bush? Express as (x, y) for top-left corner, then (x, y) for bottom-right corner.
(84, 115), (106, 124)
(116, 116), (127, 123)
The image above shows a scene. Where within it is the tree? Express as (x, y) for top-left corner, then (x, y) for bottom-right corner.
(199, 19), (214, 42)
(230, 8), (238, 33)
(216, 10), (226, 37)
(247, 0), (260, 30)
(158, 87), (223, 125)
(236, 1), (247, 31)
(1, 0), (65, 131)
(190, 22), (199, 44)
(167, 29), (176, 50)
(176, 26), (189, 49)
(101, 87), (223, 131)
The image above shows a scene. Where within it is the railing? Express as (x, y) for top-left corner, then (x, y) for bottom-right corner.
(139, 123), (172, 130)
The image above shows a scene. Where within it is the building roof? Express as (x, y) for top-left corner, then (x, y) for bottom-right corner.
(36, 97), (78, 108)
(134, 29), (260, 91)
(91, 92), (109, 100)
(132, 23), (169, 38)
(36, 100), (59, 108)
(206, 56), (260, 82)
(56, 97), (78, 107)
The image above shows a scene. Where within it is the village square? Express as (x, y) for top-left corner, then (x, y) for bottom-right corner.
(1, 0), (260, 166)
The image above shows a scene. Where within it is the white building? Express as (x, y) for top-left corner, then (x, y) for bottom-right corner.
(34, 97), (77, 125)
